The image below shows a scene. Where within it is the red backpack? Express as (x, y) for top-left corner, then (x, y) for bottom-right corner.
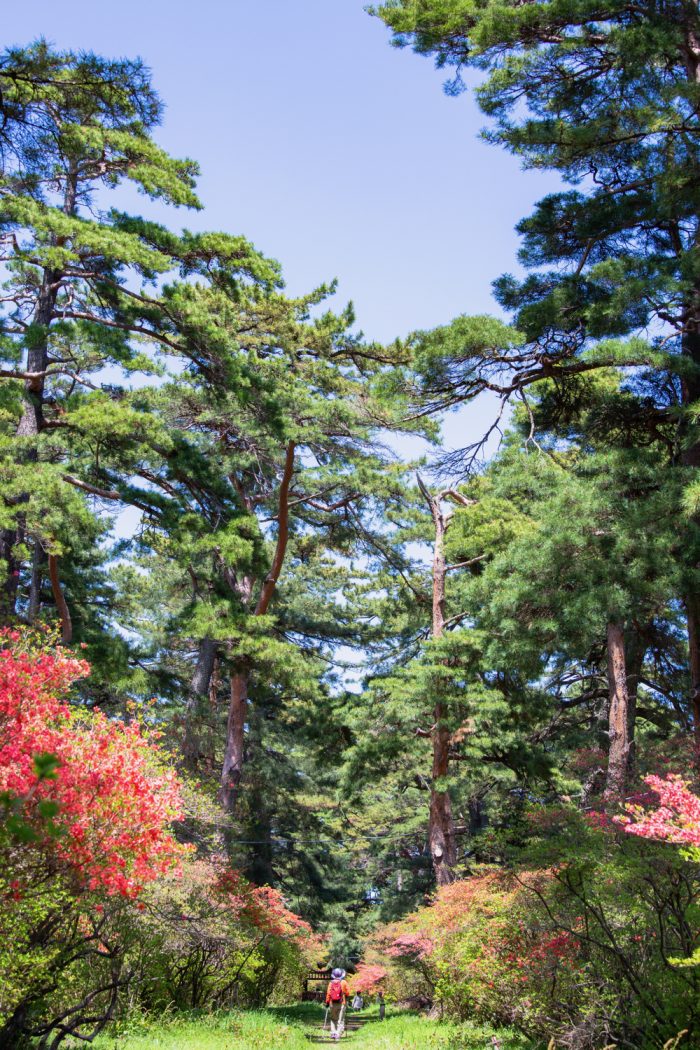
(329, 979), (344, 1002)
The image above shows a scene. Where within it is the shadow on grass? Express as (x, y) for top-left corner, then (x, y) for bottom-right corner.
(266, 1003), (325, 1025)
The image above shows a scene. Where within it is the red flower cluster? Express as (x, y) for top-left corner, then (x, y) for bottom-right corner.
(526, 932), (580, 962)
(387, 932), (435, 960)
(619, 775), (700, 849)
(216, 868), (315, 946)
(0, 631), (185, 897)
(583, 809), (615, 830)
(349, 963), (388, 995)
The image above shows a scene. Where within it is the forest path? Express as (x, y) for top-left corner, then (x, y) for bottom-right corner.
(305, 1012), (369, 1042)
(90, 1008), (532, 1048)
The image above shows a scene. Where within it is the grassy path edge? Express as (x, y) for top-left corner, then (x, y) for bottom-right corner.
(93, 1004), (536, 1049)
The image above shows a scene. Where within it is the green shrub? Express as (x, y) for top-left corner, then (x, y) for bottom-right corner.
(366, 809), (700, 1048)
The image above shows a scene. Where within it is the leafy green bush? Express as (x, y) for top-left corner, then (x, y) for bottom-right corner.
(119, 858), (320, 1013)
(366, 808), (700, 1048)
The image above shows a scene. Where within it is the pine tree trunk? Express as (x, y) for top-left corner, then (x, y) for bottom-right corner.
(624, 626), (645, 778)
(5, 173), (76, 616)
(686, 600), (700, 754)
(48, 554), (72, 644)
(17, 270), (55, 437)
(418, 477), (457, 885)
(680, 288), (700, 754)
(27, 540), (45, 621)
(217, 444), (294, 815)
(430, 721), (456, 885)
(604, 620), (631, 805)
(220, 668), (248, 814)
(182, 637), (218, 772)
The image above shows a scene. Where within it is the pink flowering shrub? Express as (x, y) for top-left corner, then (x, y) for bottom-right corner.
(368, 872), (583, 1021)
(348, 964), (388, 996)
(387, 932), (435, 960)
(619, 775), (700, 856)
(365, 806), (700, 1048)
(0, 632), (325, 1040)
(0, 629), (185, 897)
(0, 631), (187, 1043)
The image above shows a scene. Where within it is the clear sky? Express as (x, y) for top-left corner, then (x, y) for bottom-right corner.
(6, 0), (558, 449)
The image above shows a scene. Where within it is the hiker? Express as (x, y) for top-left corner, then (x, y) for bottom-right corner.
(325, 967), (350, 1041)
(351, 991), (363, 1011)
(377, 991), (385, 1021)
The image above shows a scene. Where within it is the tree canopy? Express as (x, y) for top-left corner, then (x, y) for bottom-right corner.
(0, 27), (699, 1050)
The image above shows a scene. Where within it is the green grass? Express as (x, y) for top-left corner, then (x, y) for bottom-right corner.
(92, 1006), (534, 1050)
(345, 1011), (533, 1049)
(92, 1010), (309, 1050)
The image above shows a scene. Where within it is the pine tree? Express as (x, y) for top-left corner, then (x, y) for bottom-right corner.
(0, 41), (199, 626)
(416, 475), (476, 884)
(76, 261), (419, 821)
(373, 0), (700, 748)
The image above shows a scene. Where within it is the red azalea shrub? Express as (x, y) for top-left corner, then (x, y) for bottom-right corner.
(369, 873), (540, 1013)
(130, 856), (325, 1010)
(0, 630), (189, 1045)
(0, 629), (184, 896)
(216, 868), (316, 946)
(365, 810), (700, 1048)
(620, 774), (700, 853)
(348, 963), (388, 996)
(0, 631), (326, 1039)
(373, 871), (586, 1024)
(387, 932), (435, 960)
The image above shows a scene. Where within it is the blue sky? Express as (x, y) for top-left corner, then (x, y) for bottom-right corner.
(6, 0), (558, 449)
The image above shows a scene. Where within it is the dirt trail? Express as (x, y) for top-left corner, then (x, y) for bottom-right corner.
(305, 1012), (368, 1043)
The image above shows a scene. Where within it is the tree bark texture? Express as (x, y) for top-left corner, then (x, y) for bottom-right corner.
(418, 475), (457, 885)
(254, 441), (295, 616)
(218, 569), (253, 814)
(48, 554), (72, 644)
(16, 269), (56, 438)
(220, 669), (248, 815)
(604, 620), (631, 805)
(686, 600), (700, 754)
